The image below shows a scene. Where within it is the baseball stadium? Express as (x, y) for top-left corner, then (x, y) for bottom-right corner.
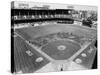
(11, 1), (97, 74)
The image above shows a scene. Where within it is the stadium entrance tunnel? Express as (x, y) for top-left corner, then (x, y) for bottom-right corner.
(41, 39), (81, 60)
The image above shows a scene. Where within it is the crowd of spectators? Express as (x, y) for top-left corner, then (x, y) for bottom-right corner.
(12, 9), (97, 29)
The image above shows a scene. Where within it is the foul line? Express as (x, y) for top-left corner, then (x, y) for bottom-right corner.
(68, 39), (96, 61)
(15, 32), (55, 62)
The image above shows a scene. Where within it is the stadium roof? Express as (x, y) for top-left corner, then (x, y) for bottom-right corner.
(12, 1), (97, 11)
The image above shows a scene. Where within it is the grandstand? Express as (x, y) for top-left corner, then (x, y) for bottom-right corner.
(11, 8), (74, 28)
